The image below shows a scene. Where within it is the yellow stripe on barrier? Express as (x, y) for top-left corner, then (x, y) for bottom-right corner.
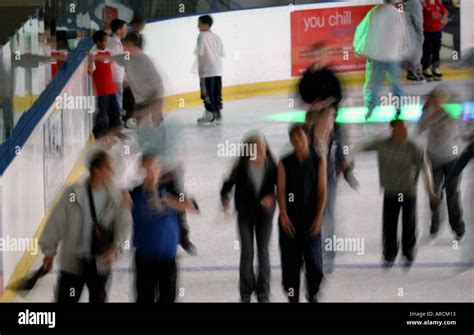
(11, 67), (471, 114)
(161, 67), (471, 109)
(0, 136), (94, 302)
(12, 94), (40, 112)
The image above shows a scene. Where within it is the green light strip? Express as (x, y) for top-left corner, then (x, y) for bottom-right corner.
(265, 104), (464, 124)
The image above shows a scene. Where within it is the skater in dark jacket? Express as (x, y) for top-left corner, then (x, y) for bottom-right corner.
(278, 124), (327, 303)
(298, 42), (343, 110)
(221, 132), (277, 302)
(299, 47), (358, 273)
(305, 107), (359, 274)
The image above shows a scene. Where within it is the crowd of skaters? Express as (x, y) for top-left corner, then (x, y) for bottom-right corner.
(37, 1), (471, 304)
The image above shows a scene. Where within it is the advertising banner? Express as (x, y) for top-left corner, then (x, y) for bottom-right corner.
(291, 5), (374, 76)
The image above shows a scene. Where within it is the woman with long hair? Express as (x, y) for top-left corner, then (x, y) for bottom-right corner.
(220, 132), (277, 303)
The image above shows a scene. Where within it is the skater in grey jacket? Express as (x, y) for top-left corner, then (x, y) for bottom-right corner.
(40, 150), (132, 302)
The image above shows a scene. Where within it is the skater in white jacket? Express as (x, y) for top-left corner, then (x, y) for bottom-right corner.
(354, 0), (412, 121)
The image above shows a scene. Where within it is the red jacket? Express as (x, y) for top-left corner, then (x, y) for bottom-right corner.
(423, 0), (448, 32)
(91, 49), (117, 96)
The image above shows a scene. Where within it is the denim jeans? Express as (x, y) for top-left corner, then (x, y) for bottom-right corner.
(238, 212), (273, 302)
(322, 177), (337, 273)
(430, 158), (465, 236)
(364, 60), (404, 117)
(200, 76), (222, 114)
(93, 93), (122, 137)
(382, 192), (417, 262)
(279, 225), (324, 299)
(421, 31), (442, 70)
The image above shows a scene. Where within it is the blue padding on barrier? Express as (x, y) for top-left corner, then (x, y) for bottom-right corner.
(145, 0), (347, 24)
(0, 37), (94, 175)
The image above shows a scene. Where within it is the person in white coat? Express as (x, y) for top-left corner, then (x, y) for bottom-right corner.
(195, 15), (225, 125)
(108, 19), (128, 115)
(354, 0), (411, 121)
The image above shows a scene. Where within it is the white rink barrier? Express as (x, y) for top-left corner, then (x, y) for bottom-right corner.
(0, 42), (93, 292)
(143, 0), (473, 98)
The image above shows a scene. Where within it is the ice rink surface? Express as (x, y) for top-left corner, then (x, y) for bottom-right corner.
(17, 79), (474, 302)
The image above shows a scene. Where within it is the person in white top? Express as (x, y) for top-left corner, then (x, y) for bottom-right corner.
(353, 0), (409, 121)
(195, 15), (224, 125)
(109, 19), (128, 114)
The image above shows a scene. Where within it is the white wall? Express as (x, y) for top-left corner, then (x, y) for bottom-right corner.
(1, 60), (92, 285)
(461, 0), (474, 55)
(143, 2), (380, 97)
(144, 0), (473, 98)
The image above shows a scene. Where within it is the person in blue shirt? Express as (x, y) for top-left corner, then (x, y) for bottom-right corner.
(130, 154), (198, 303)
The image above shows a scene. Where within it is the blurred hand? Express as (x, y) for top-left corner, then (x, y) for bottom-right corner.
(222, 199), (230, 211)
(310, 97), (336, 112)
(185, 200), (199, 213)
(122, 191), (133, 209)
(101, 246), (118, 265)
(43, 256), (54, 272)
(308, 219), (322, 239)
(87, 61), (94, 75)
(260, 194), (275, 212)
(280, 211), (295, 238)
(429, 192), (441, 205)
(336, 162), (349, 176)
(441, 15), (450, 26)
(344, 170), (360, 191)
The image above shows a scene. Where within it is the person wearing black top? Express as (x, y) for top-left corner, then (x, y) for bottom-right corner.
(298, 42), (347, 166)
(305, 107), (359, 275)
(298, 42), (343, 110)
(278, 124), (327, 303)
(299, 46), (358, 274)
(221, 132), (277, 303)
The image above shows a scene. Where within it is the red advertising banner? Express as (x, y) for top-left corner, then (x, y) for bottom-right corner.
(291, 5), (374, 76)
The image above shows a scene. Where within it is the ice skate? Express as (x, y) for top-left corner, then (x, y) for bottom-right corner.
(432, 67), (443, 81)
(197, 110), (215, 125)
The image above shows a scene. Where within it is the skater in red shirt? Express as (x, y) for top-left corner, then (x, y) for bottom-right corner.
(421, 0), (450, 81)
(88, 30), (123, 138)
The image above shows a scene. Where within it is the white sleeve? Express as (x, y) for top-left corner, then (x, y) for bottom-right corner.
(219, 37), (225, 57)
(89, 49), (97, 71)
(194, 34), (204, 56)
(108, 39), (121, 56)
(112, 54), (127, 67)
